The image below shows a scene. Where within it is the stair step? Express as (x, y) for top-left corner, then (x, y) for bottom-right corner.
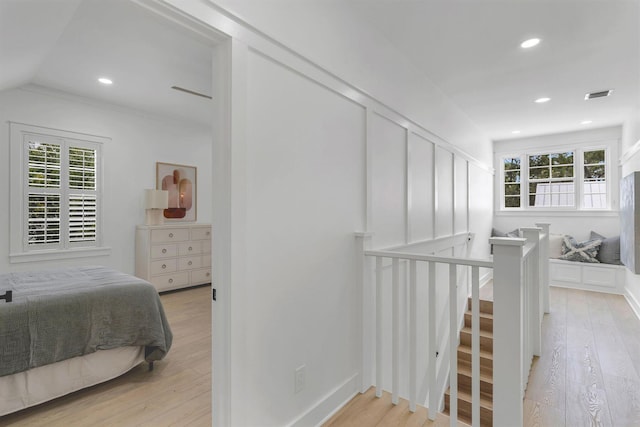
(457, 344), (493, 370)
(468, 297), (493, 314)
(444, 389), (493, 427)
(457, 359), (493, 396)
(464, 310), (493, 332)
(460, 327), (493, 352)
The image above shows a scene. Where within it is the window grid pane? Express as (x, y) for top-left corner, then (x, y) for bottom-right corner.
(528, 151), (575, 207)
(28, 193), (60, 245)
(69, 147), (97, 190)
(503, 157), (521, 208)
(583, 150), (606, 208)
(28, 142), (61, 188)
(69, 194), (97, 242)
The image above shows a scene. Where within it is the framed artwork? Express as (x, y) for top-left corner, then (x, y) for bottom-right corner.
(156, 162), (197, 222)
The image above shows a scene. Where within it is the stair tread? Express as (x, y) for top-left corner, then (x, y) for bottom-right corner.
(445, 388), (493, 410)
(461, 326), (493, 339)
(457, 360), (493, 381)
(457, 344), (493, 359)
(465, 310), (493, 319)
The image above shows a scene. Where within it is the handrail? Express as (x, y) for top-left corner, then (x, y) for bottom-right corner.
(364, 250), (493, 268)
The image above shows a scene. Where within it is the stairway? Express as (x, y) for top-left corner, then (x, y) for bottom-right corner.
(444, 297), (494, 426)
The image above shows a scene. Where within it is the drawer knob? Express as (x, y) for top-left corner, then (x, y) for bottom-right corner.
(162, 264), (167, 269)
(206, 231), (210, 236)
(169, 233), (174, 238)
(188, 261), (193, 266)
(206, 272), (210, 277)
(168, 278), (173, 284)
(162, 248), (167, 254)
(188, 246), (193, 251)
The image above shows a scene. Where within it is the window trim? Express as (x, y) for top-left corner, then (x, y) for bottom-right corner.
(498, 144), (612, 212)
(9, 122), (111, 263)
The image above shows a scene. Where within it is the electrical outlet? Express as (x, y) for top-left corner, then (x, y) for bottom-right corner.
(295, 365), (306, 394)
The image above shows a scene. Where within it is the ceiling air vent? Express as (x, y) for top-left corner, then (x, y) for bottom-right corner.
(584, 89), (613, 100)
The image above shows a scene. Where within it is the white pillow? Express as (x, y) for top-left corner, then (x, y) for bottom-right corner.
(548, 233), (564, 258)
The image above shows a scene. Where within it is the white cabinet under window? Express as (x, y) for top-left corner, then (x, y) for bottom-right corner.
(135, 224), (212, 292)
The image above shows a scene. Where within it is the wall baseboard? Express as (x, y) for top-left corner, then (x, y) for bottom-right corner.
(624, 287), (640, 322)
(287, 373), (360, 427)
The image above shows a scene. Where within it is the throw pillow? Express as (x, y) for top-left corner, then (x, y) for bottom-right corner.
(548, 233), (564, 259)
(590, 231), (622, 265)
(559, 235), (601, 263)
(490, 228), (520, 254)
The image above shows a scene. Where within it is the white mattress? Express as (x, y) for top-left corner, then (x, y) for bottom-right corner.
(0, 346), (144, 416)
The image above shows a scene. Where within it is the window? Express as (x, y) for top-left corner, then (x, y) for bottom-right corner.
(10, 123), (110, 262)
(528, 151), (574, 207)
(500, 147), (609, 211)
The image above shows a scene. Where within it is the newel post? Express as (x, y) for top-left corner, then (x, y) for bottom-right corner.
(355, 232), (374, 393)
(490, 236), (526, 427)
(521, 227), (542, 357)
(535, 223), (551, 314)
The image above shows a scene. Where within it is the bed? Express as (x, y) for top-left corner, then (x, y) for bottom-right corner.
(0, 266), (173, 416)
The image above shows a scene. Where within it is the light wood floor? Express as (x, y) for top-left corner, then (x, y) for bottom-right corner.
(1, 285), (212, 426)
(325, 286), (640, 427)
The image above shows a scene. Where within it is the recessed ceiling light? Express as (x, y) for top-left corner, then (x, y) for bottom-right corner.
(98, 77), (113, 85)
(581, 120), (593, 125)
(535, 97), (551, 103)
(512, 130), (521, 134)
(521, 38), (541, 49)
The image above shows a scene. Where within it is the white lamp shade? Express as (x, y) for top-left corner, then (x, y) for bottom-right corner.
(145, 189), (169, 209)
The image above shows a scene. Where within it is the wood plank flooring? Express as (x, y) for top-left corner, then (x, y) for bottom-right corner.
(525, 286), (640, 426)
(325, 286), (640, 427)
(1, 285), (212, 427)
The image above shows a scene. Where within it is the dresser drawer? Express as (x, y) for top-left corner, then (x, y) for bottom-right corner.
(178, 241), (202, 256)
(151, 228), (189, 243)
(178, 256), (202, 270)
(191, 227), (211, 240)
(192, 268), (212, 284)
(151, 258), (177, 275)
(202, 240), (211, 254)
(151, 271), (190, 291)
(202, 254), (212, 267)
(151, 244), (177, 259)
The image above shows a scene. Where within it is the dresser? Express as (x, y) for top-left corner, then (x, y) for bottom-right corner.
(135, 224), (211, 292)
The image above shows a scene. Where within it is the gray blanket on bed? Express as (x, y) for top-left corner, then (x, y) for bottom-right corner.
(0, 266), (173, 377)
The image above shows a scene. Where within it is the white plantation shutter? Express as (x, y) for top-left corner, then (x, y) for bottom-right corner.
(20, 129), (102, 251)
(69, 194), (97, 242)
(27, 193), (61, 245)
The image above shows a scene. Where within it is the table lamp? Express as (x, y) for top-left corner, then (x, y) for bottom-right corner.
(144, 189), (169, 225)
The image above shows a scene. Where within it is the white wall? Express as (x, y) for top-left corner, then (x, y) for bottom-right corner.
(0, 86), (212, 273)
(620, 108), (640, 316)
(493, 126), (622, 242)
(165, 1), (494, 426)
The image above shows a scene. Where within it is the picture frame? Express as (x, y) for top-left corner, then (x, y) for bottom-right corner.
(156, 162), (197, 222)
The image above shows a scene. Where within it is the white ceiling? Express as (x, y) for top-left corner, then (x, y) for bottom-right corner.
(1, 0), (638, 140)
(0, 0), (216, 127)
(347, 0), (640, 141)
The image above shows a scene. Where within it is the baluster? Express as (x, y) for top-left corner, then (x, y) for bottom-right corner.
(376, 256), (383, 398)
(392, 258), (400, 405)
(409, 259), (417, 412)
(471, 266), (480, 427)
(449, 263), (457, 427)
(427, 261), (437, 420)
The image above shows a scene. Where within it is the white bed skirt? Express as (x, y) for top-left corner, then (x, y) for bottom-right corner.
(0, 346), (145, 416)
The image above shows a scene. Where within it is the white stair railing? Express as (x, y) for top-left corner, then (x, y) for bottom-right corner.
(356, 226), (549, 427)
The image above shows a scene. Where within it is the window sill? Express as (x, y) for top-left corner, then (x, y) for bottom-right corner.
(9, 247), (112, 264)
(495, 210), (619, 217)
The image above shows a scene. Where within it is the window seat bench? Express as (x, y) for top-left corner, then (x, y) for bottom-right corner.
(549, 258), (626, 294)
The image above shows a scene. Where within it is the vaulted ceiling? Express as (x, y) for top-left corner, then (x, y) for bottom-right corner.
(0, 0), (215, 127)
(1, 0), (638, 140)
